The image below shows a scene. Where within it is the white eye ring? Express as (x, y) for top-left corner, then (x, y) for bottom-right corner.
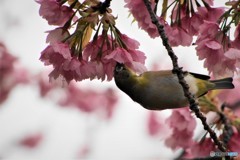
(115, 66), (123, 72)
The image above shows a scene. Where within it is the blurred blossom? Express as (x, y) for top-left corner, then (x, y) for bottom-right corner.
(184, 138), (215, 159)
(78, 144), (91, 159)
(59, 83), (118, 119)
(218, 78), (240, 106)
(19, 133), (43, 148)
(147, 111), (170, 138)
(0, 42), (29, 104)
(228, 129), (240, 153)
(165, 108), (196, 150)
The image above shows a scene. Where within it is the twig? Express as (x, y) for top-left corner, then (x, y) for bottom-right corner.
(142, 0), (226, 152)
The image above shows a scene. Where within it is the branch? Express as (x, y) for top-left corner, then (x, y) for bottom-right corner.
(219, 104), (233, 147)
(142, 0), (226, 152)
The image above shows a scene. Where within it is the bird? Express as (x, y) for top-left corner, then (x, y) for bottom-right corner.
(114, 63), (234, 110)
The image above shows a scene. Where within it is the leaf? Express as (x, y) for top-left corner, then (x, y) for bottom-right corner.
(82, 25), (93, 49)
(161, 0), (168, 20)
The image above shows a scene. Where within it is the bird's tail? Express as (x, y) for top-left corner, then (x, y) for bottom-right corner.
(210, 77), (234, 90)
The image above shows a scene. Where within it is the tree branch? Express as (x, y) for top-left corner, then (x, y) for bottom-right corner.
(142, 0), (226, 152)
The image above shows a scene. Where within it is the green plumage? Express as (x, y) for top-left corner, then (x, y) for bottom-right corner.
(114, 64), (234, 110)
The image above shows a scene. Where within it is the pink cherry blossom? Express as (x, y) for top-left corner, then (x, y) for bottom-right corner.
(37, 72), (55, 97)
(124, 0), (159, 38)
(147, 112), (161, 136)
(233, 24), (240, 49)
(165, 108), (196, 150)
(197, 7), (225, 23)
(225, 48), (240, 67)
(104, 48), (147, 74)
(181, 13), (203, 36)
(217, 78), (240, 106)
(147, 112), (170, 137)
(184, 138), (215, 159)
(228, 129), (240, 153)
(120, 34), (140, 50)
(196, 21), (236, 76)
(46, 28), (70, 44)
(59, 83), (118, 119)
(83, 34), (147, 80)
(165, 24), (193, 46)
(104, 47), (133, 63)
(40, 43), (71, 66)
(36, 0), (74, 26)
(83, 35), (112, 61)
(40, 43), (96, 82)
(82, 35), (116, 81)
(0, 43), (29, 104)
(0, 43), (17, 75)
(19, 133), (43, 148)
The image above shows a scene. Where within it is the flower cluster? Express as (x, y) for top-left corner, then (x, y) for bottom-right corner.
(37, 73), (118, 119)
(125, 0), (240, 77)
(165, 108), (196, 150)
(59, 83), (118, 119)
(124, 0), (159, 38)
(0, 43), (29, 104)
(37, 0), (146, 83)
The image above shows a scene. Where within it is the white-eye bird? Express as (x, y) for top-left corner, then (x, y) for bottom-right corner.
(114, 63), (234, 110)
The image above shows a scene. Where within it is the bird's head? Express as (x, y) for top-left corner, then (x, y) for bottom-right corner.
(114, 63), (133, 81)
(114, 63), (139, 97)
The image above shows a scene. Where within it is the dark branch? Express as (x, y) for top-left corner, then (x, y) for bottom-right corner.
(142, 0), (226, 152)
(219, 105), (233, 147)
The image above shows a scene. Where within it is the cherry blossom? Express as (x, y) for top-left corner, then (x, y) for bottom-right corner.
(217, 78), (240, 106)
(147, 111), (170, 138)
(36, 0), (74, 26)
(124, 0), (159, 38)
(165, 108), (196, 150)
(228, 129), (240, 153)
(164, 24), (193, 46)
(184, 138), (215, 158)
(0, 43), (29, 104)
(46, 28), (70, 44)
(197, 7), (225, 23)
(195, 21), (236, 76)
(19, 133), (43, 148)
(59, 83), (118, 119)
(233, 24), (240, 49)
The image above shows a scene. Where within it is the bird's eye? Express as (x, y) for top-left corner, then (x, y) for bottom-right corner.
(115, 65), (124, 72)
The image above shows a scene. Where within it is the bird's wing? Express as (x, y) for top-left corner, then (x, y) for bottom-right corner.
(189, 72), (210, 80)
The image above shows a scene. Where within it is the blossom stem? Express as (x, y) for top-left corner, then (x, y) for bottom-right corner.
(154, 0), (159, 14)
(142, 0), (227, 152)
(98, 0), (112, 14)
